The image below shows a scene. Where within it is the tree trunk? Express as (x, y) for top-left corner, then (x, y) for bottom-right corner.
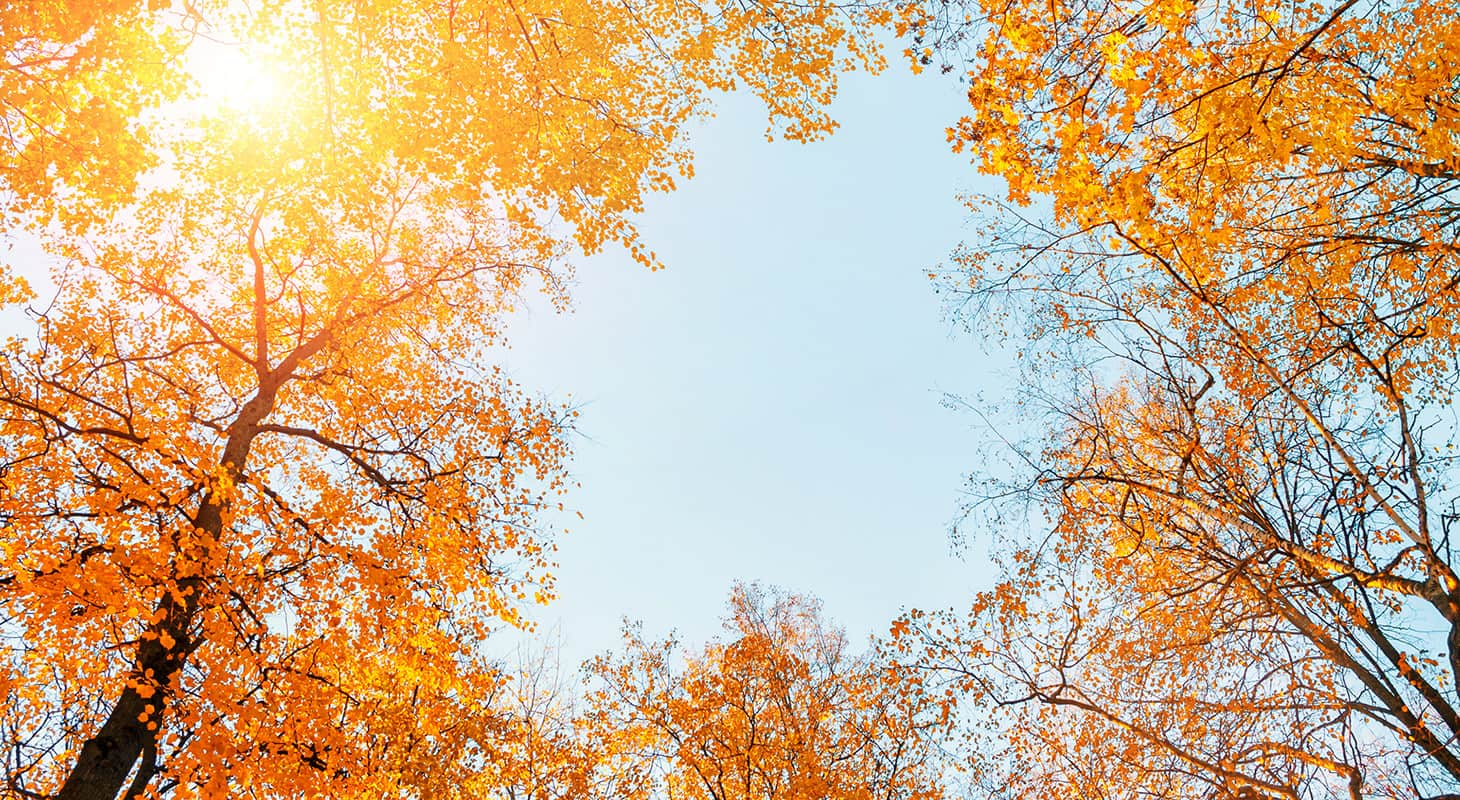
(55, 388), (276, 800)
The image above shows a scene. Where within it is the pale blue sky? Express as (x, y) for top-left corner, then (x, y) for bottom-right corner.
(498, 63), (1013, 662)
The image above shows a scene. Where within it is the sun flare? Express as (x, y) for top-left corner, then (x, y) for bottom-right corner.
(181, 36), (283, 116)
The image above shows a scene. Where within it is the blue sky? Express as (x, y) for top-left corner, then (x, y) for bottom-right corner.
(498, 61), (1015, 663)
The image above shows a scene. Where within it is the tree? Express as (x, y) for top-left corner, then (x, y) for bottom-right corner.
(452, 640), (624, 800)
(0, 2), (888, 798)
(588, 584), (947, 800)
(885, 0), (1460, 796)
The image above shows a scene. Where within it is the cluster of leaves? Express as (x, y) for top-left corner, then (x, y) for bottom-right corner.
(0, 0), (181, 225)
(887, 0), (1460, 796)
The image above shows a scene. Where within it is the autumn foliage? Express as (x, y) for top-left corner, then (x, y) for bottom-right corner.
(889, 0), (1460, 796)
(0, 2), (886, 798)
(587, 584), (947, 800)
(1, 0), (182, 224)
(12, 0), (1459, 795)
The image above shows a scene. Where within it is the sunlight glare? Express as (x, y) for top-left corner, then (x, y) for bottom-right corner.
(183, 37), (282, 116)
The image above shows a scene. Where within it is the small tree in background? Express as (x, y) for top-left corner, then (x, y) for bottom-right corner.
(590, 584), (948, 800)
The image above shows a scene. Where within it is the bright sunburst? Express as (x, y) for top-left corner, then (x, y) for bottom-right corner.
(181, 35), (283, 116)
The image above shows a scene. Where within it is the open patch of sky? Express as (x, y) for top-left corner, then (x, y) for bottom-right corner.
(496, 62), (1016, 666)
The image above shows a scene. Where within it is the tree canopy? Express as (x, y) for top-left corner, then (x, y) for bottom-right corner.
(0, 2), (885, 798)
(588, 584), (946, 800)
(11, 0), (1460, 797)
(888, 0), (1460, 796)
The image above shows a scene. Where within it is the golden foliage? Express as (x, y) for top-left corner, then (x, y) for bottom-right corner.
(0, 2), (885, 798)
(891, 0), (1460, 796)
(588, 584), (948, 800)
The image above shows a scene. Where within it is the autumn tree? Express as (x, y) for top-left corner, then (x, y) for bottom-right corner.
(587, 584), (948, 800)
(0, 1), (888, 798)
(885, 0), (1460, 796)
(425, 640), (633, 800)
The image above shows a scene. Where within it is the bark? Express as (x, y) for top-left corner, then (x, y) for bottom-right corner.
(54, 387), (279, 800)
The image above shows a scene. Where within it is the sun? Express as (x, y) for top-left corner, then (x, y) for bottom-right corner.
(181, 35), (283, 116)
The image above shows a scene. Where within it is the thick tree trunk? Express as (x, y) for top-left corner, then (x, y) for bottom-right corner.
(54, 502), (214, 800)
(52, 686), (158, 800)
(55, 388), (277, 800)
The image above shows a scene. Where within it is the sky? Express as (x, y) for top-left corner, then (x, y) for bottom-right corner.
(495, 59), (1017, 666)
